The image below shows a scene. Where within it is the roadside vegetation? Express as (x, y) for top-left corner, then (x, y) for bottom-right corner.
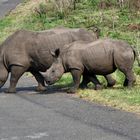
(0, 0), (140, 114)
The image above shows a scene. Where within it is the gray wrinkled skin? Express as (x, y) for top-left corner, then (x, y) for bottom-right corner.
(43, 39), (136, 93)
(0, 27), (98, 93)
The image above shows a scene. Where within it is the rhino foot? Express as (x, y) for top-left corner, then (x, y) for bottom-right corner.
(107, 79), (116, 87)
(79, 84), (88, 89)
(94, 84), (103, 90)
(35, 86), (46, 92)
(67, 87), (77, 94)
(5, 88), (16, 94)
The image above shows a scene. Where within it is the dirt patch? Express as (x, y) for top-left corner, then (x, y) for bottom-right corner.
(127, 24), (140, 31)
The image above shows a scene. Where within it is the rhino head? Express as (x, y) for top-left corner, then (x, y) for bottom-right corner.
(40, 49), (65, 85)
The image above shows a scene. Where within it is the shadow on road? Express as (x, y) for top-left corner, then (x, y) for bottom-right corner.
(0, 83), (73, 94)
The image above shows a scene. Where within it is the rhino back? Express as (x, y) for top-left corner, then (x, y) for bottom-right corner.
(1, 28), (96, 71)
(30, 32), (74, 70)
(1, 30), (74, 70)
(62, 39), (115, 74)
(82, 39), (133, 74)
(63, 39), (134, 75)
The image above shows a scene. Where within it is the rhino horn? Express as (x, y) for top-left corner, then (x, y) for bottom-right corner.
(40, 72), (46, 77)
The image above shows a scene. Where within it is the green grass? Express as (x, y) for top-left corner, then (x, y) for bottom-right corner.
(54, 71), (140, 114)
(77, 87), (140, 114)
(0, 0), (140, 114)
(54, 72), (140, 114)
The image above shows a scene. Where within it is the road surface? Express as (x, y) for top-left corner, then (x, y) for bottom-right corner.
(0, 1), (140, 140)
(0, 75), (140, 140)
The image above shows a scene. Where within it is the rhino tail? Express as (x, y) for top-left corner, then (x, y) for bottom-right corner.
(131, 46), (140, 67)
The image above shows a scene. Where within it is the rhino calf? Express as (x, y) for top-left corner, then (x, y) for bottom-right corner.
(41, 39), (136, 93)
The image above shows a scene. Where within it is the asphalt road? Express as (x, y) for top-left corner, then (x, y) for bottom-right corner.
(0, 1), (140, 140)
(0, 0), (23, 18)
(0, 75), (140, 140)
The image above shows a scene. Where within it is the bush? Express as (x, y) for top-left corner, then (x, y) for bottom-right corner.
(34, 3), (48, 29)
(87, 0), (140, 11)
(50, 0), (78, 19)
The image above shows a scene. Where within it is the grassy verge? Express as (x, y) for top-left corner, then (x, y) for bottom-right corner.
(0, 0), (140, 114)
(54, 73), (140, 114)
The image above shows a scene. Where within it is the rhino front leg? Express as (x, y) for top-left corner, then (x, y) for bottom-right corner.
(67, 69), (82, 94)
(31, 71), (46, 92)
(5, 65), (27, 93)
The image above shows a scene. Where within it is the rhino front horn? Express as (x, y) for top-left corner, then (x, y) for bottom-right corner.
(40, 72), (46, 77)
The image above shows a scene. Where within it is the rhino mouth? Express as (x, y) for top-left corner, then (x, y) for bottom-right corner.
(46, 78), (60, 85)
(46, 80), (54, 85)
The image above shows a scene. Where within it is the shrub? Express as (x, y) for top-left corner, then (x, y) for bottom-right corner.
(50, 0), (78, 19)
(34, 3), (48, 29)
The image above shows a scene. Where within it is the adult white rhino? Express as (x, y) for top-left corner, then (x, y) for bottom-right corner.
(0, 27), (101, 93)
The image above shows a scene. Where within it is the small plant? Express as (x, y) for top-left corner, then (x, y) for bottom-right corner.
(87, 0), (117, 9)
(34, 3), (48, 29)
(50, 0), (78, 19)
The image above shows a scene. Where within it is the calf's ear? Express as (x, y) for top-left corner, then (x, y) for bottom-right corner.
(51, 48), (60, 58)
(55, 48), (60, 58)
(51, 51), (56, 57)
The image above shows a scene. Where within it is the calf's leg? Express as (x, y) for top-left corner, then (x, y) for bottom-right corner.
(114, 48), (135, 87)
(80, 74), (116, 89)
(88, 75), (103, 90)
(105, 75), (116, 87)
(67, 69), (82, 94)
(123, 70), (136, 87)
(117, 63), (135, 87)
(79, 74), (90, 89)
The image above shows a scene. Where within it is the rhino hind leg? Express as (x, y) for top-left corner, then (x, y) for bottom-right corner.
(80, 73), (103, 90)
(123, 70), (136, 87)
(31, 71), (46, 92)
(0, 65), (8, 89)
(104, 75), (116, 87)
(88, 74), (103, 90)
(79, 74), (90, 89)
(80, 74), (116, 89)
(117, 62), (135, 87)
(5, 65), (27, 93)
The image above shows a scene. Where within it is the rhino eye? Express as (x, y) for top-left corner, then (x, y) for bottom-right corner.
(52, 70), (55, 73)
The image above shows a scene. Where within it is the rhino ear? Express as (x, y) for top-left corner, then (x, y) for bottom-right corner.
(50, 51), (56, 57)
(51, 48), (60, 58)
(55, 48), (60, 58)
